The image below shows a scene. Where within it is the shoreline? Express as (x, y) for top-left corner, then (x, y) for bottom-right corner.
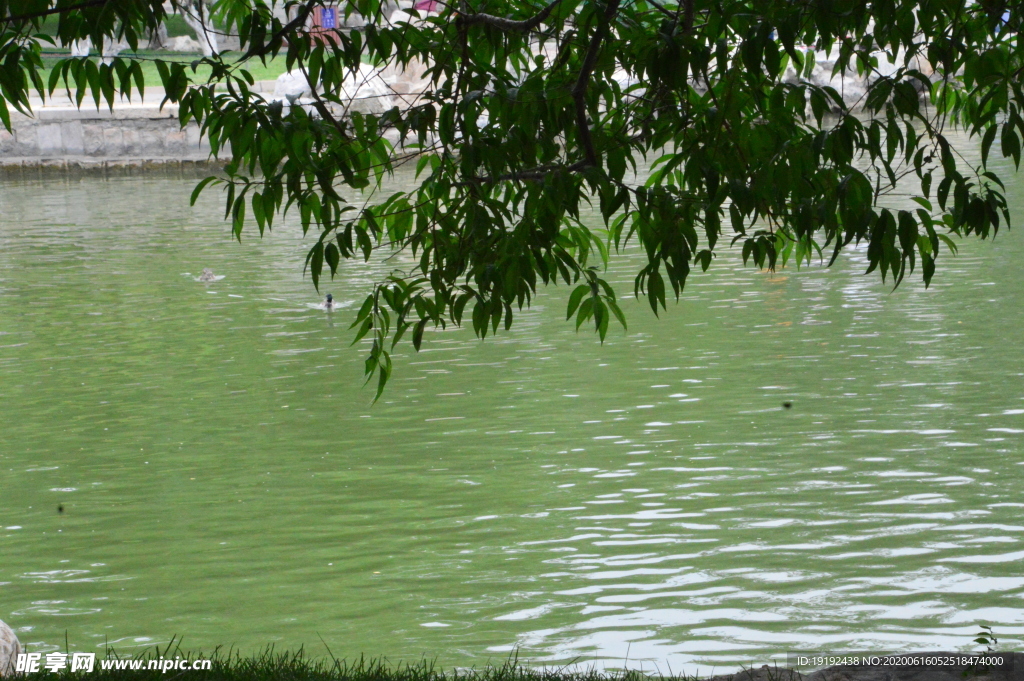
(0, 157), (223, 177)
(0, 85), (255, 167)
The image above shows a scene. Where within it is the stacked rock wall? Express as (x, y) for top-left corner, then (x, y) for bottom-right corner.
(0, 99), (228, 168)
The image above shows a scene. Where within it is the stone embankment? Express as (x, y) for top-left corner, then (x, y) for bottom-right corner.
(0, 68), (414, 170)
(0, 105), (211, 170)
(0, 84), (259, 171)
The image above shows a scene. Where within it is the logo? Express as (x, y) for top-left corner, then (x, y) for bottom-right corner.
(16, 653), (95, 673)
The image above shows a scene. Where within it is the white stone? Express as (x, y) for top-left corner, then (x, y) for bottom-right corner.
(273, 70), (312, 98)
(380, 56), (431, 102)
(62, 121), (85, 154)
(388, 8), (415, 25)
(274, 65), (396, 114)
(167, 35), (202, 52)
(377, 9), (436, 103)
(783, 51), (871, 108)
(0, 620), (21, 678)
(102, 127), (124, 154)
(339, 64), (394, 114)
(612, 68), (640, 90)
(37, 124), (63, 153)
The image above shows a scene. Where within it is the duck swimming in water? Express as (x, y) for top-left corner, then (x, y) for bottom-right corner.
(182, 269), (225, 282)
(309, 294), (342, 311)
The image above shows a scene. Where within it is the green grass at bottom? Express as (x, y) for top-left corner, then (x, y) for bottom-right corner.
(20, 647), (698, 681)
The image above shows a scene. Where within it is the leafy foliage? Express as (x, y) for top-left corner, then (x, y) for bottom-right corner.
(973, 624), (998, 652)
(3, 0), (1022, 396)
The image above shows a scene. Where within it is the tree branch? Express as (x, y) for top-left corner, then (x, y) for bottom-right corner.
(459, 160), (589, 186)
(296, 67), (354, 144)
(682, 0), (694, 33)
(238, 0), (318, 61)
(572, 0), (622, 167)
(643, 0), (676, 21)
(457, 0), (562, 33)
(3, 0), (109, 24)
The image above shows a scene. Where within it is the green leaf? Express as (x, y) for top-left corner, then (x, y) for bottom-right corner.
(566, 284), (589, 319)
(981, 124), (998, 166)
(575, 297), (594, 330)
(0, 96), (10, 133)
(372, 350), (392, 403)
(308, 242), (324, 290)
(325, 242), (340, 275)
(412, 319), (427, 350)
(351, 317), (373, 344)
(606, 297), (627, 331)
(910, 197), (932, 211)
(647, 269), (665, 316)
(1001, 123), (1021, 167)
(191, 177), (217, 206)
(937, 233), (959, 255)
(472, 301), (487, 338)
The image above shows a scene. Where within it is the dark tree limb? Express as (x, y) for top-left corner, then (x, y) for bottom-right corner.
(2, 0), (109, 23)
(457, 0), (562, 33)
(462, 159), (589, 185)
(572, 0), (622, 167)
(237, 0), (318, 61)
(643, 0), (676, 21)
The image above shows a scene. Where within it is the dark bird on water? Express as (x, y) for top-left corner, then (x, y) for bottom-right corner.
(783, 401), (792, 409)
(57, 504), (64, 514)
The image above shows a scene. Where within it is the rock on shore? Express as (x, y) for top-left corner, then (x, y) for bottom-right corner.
(0, 620), (20, 677)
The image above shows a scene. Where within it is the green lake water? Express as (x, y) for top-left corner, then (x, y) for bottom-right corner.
(1, 151), (1024, 673)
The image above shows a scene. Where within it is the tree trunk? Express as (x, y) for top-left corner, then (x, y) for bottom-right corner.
(148, 22), (169, 50)
(181, 1), (219, 56)
(69, 38), (91, 57)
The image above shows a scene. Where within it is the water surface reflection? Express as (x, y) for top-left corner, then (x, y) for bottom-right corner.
(0, 157), (1022, 672)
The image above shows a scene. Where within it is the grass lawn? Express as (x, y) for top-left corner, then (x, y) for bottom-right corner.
(17, 649), (684, 681)
(39, 51), (290, 91)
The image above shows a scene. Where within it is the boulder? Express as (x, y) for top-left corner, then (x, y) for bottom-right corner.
(388, 8), (416, 25)
(0, 620), (20, 678)
(783, 51), (869, 109)
(167, 35), (203, 52)
(339, 63), (395, 114)
(274, 65), (395, 114)
(380, 57), (431, 101)
(274, 70), (312, 98)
